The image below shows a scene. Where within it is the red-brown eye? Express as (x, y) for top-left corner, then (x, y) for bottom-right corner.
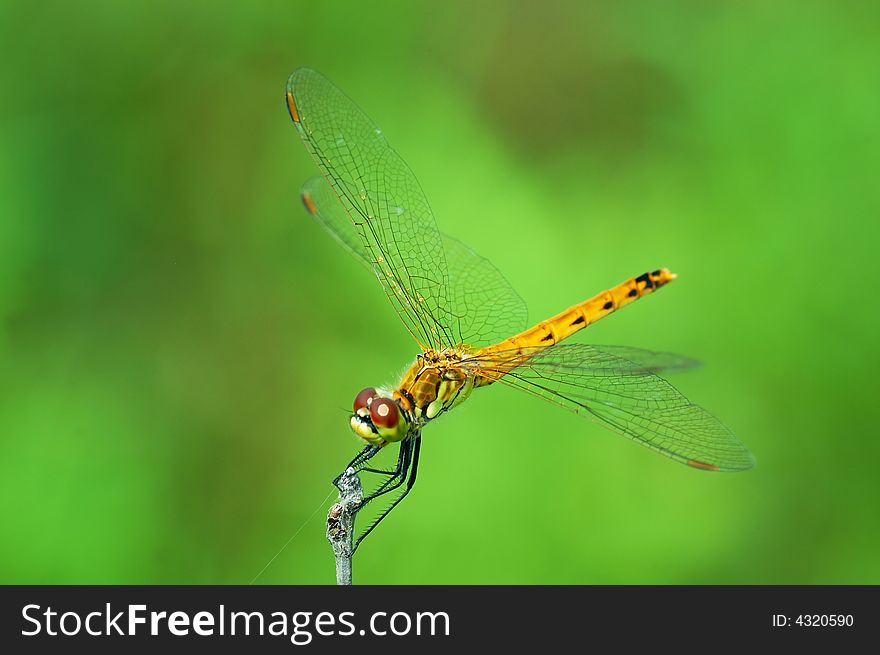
(369, 398), (399, 429)
(353, 387), (377, 412)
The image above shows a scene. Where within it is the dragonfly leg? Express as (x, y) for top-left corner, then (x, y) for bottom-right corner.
(360, 436), (414, 504)
(332, 444), (381, 487)
(360, 466), (399, 475)
(352, 436), (422, 554)
(332, 440), (408, 505)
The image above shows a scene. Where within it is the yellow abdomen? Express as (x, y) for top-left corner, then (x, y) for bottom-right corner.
(475, 269), (676, 382)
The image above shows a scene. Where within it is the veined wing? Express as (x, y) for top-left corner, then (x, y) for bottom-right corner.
(469, 344), (754, 471)
(561, 345), (702, 373)
(287, 68), (455, 350)
(300, 175), (528, 347)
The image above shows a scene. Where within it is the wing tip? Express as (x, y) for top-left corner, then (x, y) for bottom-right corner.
(286, 68), (317, 124)
(301, 190), (318, 215)
(286, 89), (301, 123)
(687, 451), (756, 472)
(687, 459), (721, 471)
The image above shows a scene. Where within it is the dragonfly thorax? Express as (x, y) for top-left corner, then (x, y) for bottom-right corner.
(398, 349), (476, 424)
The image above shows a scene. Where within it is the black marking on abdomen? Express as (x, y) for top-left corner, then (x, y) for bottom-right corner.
(628, 288), (638, 297)
(570, 315), (585, 326)
(603, 300), (613, 310)
(651, 269), (661, 276)
(635, 272), (654, 289)
(540, 333), (554, 342)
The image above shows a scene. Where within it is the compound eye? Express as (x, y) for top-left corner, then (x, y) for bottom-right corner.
(353, 387), (378, 412)
(369, 398), (399, 429)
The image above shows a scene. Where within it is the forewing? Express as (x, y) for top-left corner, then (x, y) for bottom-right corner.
(287, 68), (454, 349)
(300, 175), (528, 347)
(442, 234), (528, 347)
(472, 344), (754, 471)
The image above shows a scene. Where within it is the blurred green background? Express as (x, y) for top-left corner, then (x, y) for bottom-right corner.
(1, 0), (878, 584)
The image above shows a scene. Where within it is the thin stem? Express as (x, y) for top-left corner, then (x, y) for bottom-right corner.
(326, 466), (363, 585)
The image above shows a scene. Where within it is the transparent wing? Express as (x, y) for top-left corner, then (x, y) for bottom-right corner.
(287, 68), (454, 350)
(299, 175), (367, 264)
(442, 233), (528, 347)
(564, 345), (702, 373)
(300, 175), (528, 347)
(469, 344), (754, 471)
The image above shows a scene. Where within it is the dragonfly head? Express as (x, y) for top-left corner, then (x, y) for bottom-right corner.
(350, 387), (410, 446)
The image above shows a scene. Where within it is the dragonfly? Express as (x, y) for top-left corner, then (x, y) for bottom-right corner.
(285, 68), (754, 553)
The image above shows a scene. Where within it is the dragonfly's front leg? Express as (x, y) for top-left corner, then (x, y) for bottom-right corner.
(332, 439), (410, 502)
(333, 444), (380, 488)
(353, 436), (421, 553)
(361, 436), (415, 504)
(331, 435), (422, 553)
